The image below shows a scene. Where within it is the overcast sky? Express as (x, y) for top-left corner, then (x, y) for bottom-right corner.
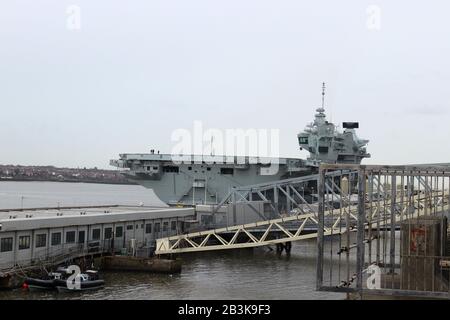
(1, 0), (449, 169)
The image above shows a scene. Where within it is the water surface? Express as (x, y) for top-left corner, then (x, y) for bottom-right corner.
(0, 181), (344, 300)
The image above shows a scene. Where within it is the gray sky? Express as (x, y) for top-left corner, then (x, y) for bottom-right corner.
(1, 0), (449, 169)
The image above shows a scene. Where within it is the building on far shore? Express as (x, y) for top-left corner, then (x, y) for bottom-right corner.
(0, 165), (134, 185)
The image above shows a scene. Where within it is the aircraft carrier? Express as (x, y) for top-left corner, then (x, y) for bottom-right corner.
(110, 85), (370, 205)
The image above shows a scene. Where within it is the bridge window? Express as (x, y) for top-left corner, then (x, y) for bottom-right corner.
(0, 237), (13, 252)
(298, 136), (309, 144)
(145, 223), (152, 234)
(220, 168), (234, 175)
(171, 221), (177, 231)
(66, 231), (76, 243)
(36, 234), (47, 248)
(154, 223), (161, 233)
(19, 236), (30, 250)
(51, 232), (62, 246)
(163, 166), (179, 173)
(126, 225), (133, 230)
(163, 222), (168, 232)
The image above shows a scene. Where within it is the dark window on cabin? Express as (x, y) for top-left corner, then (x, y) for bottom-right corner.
(78, 231), (85, 244)
(220, 168), (234, 175)
(66, 231), (76, 243)
(201, 215), (213, 225)
(19, 236), (30, 250)
(298, 136), (309, 144)
(104, 228), (113, 240)
(318, 146), (329, 153)
(153, 166), (158, 170)
(1, 237), (13, 252)
(206, 167), (211, 171)
(163, 222), (168, 232)
(145, 223), (152, 234)
(188, 166), (192, 170)
(147, 166), (151, 171)
(126, 225), (133, 230)
(92, 229), (101, 240)
(163, 166), (179, 173)
(171, 221), (177, 231)
(51, 232), (61, 246)
(36, 234), (47, 248)
(154, 223), (161, 233)
(115, 226), (123, 238)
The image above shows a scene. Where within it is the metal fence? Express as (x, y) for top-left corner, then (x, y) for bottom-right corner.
(316, 164), (450, 299)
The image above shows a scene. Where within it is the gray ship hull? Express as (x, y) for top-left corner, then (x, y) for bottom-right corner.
(123, 160), (311, 204)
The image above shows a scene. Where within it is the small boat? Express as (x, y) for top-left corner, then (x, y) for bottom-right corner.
(24, 271), (64, 291)
(24, 267), (104, 292)
(54, 270), (104, 292)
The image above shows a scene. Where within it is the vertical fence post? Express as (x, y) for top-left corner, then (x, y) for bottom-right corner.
(390, 174), (397, 275)
(356, 167), (366, 296)
(231, 189), (237, 226)
(316, 166), (326, 290)
(273, 186), (279, 216)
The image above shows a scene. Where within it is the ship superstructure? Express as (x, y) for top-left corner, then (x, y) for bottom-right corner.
(111, 85), (370, 205)
(298, 107), (369, 166)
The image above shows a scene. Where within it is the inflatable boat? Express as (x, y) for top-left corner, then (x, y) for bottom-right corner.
(24, 271), (64, 290)
(54, 270), (104, 292)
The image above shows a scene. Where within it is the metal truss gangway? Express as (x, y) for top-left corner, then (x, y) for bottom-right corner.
(156, 165), (450, 255)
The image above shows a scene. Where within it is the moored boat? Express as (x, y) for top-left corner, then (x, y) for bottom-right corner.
(24, 271), (64, 291)
(23, 267), (104, 292)
(54, 270), (104, 292)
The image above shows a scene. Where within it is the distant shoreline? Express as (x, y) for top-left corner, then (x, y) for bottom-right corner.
(0, 164), (135, 185)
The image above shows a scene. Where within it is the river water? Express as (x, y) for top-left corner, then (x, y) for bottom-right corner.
(0, 181), (344, 300)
